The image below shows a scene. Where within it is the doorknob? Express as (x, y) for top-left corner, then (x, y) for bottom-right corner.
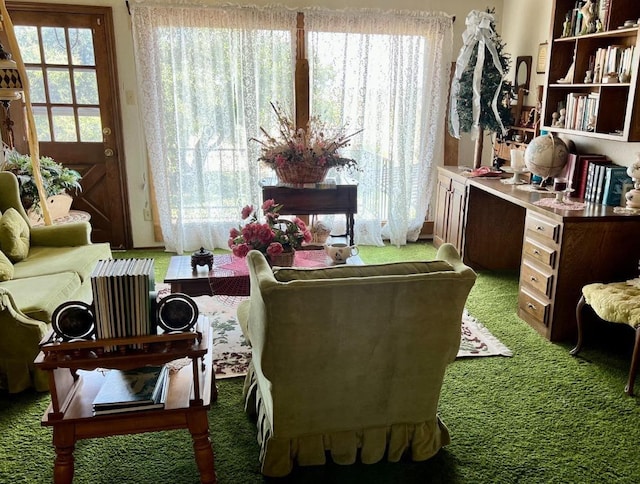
(104, 148), (114, 157)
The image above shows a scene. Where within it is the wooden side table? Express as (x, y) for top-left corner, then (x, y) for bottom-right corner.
(261, 179), (357, 245)
(34, 316), (217, 484)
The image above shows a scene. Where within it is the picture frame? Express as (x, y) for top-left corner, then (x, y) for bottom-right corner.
(536, 42), (548, 74)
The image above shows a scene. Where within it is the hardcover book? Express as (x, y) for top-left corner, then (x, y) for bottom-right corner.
(93, 365), (168, 413)
(602, 165), (632, 206)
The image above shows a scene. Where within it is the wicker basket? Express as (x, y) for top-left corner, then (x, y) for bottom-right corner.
(267, 249), (295, 267)
(275, 164), (329, 184)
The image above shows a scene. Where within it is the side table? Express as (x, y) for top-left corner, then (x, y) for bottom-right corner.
(34, 316), (217, 484)
(261, 179), (357, 245)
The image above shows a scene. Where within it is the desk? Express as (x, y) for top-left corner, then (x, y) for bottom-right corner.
(261, 180), (357, 245)
(435, 166), (640, 342)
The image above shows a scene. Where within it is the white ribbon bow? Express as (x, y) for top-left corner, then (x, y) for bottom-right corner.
(449, 10), (507, 140)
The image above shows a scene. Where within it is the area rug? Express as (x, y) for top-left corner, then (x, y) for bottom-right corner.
(157, 284), (512, 379)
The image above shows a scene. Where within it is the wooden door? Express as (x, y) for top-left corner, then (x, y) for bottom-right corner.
(5, 3), (130, 249)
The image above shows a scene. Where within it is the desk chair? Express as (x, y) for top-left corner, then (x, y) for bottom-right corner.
(570, 282), (640, 396)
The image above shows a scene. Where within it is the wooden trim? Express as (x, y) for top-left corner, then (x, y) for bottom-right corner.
(294, 12), (309, 130)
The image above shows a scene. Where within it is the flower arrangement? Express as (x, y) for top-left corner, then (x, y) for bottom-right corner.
(252, 102), (361, 183)
(228, 199), (312, 258)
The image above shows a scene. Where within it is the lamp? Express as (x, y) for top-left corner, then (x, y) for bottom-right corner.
(0, 40), (22, 147)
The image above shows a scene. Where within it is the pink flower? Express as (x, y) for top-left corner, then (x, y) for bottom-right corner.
(241, 205), (254, 220)
(303, 229), (312, 243)
(266, 242), (284, 256)
(262, 199), (276, 211)
(229, 227), (240, 238)
(293, 217), (307, 231)
(232, 243), (250, 258)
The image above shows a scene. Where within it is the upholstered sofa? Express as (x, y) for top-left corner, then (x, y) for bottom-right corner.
(237, 244), (477, 477)
(0, 172), (111, 393)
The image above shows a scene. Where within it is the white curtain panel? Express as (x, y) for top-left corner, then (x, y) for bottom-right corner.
(131, 2), (452, 252)
(305, 9), (453, 246)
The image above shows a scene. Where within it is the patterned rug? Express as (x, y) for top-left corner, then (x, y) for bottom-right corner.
(157, 285), (512, 379)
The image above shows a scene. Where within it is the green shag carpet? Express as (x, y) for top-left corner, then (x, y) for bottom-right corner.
(2, 242), (639, 483)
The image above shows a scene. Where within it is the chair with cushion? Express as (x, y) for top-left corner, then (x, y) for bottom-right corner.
(571, 282), (640, 396)
(0, 171), (111, 393)
(236, 244), (476, 477)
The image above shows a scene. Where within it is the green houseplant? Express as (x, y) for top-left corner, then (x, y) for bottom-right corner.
(1, 149), (82, 212)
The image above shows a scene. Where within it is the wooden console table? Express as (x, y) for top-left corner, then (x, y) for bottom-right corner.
(34, 316), (217, 484)
(435, 166), (640, 342)
(261, 179), (357, 245)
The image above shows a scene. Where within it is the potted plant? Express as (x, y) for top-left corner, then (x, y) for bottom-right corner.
(1, 149), (82, 221)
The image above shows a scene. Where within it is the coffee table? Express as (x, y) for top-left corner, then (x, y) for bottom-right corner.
(164, 250), (363, 297)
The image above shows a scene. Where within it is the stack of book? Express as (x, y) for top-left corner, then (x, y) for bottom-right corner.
(566, 154), (632, 205)
(90, 258), (155, 341)
(92, 365), (169, 416)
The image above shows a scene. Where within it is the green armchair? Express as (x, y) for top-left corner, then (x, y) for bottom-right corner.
(0, 172), (111, 393)
(237, 244), (476, 476)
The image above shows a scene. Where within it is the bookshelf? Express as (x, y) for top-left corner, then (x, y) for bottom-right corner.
(542, 0), (640, 141)
(34, 316), (217, 484)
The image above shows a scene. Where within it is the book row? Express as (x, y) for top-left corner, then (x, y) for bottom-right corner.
(562, 92), (599, 132)
(90, 258), (156, 341)
(561, 153), (631, 206)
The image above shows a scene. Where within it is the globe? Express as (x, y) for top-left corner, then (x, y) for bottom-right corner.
(524, 134), (569, 179)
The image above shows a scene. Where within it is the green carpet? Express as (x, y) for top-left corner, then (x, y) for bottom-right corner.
(2, 242), (639, 483)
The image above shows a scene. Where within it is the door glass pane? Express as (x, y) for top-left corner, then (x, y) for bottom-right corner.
(14, 26), (41, 63)
(74, 70), (99, 104)
(33, 106), (51, 141)
(47, 68), (73, 103)
(25, 67), (46, 103)
(69, 28), (95, 66)
(51, 106), (77, 141)
(78, 107), (102, 141)
(41, 27), (69, 64)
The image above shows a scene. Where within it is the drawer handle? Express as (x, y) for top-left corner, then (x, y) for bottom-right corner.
(536, 226), (544, 231)
(530, 276), (538, 282)
(527, 302), (537, 310)
(533, 249), (541, 255)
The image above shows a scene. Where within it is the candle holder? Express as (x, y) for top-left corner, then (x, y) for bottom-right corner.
(501, 149), (528, 185)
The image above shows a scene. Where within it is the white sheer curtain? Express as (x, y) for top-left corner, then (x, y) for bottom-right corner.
(130, 2), (452, 251)
(305, 10), (453, 246)
(131, 2), (296, 253)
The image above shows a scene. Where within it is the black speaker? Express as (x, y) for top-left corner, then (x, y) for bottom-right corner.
(156, 293), (199, 332)
(51, 301), (95, 341)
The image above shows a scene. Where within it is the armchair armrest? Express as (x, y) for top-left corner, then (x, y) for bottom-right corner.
(30, 222), (92, 247)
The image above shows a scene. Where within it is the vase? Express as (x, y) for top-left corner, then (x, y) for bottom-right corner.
(267, 249), (295, 267)
(275, 165), (329, 184)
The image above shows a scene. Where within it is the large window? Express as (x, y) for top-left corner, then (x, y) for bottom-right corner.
(131, 4), (452, 253)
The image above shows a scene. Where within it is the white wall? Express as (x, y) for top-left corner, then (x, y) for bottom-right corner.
(12, 0), (501, 247)
(501, 0), (640, 167)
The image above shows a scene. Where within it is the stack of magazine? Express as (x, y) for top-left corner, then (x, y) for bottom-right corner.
(90, 258), (155, 340)
(92, 365), (168, 416)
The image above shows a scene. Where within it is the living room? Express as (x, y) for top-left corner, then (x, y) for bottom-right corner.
(1, 0), (640, 482)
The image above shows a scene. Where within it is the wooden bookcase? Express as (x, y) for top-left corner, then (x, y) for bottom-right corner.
(34, 316), (217, 484)
(542, 0), (640, 141)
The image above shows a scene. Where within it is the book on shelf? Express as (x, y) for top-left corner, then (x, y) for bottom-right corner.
(92, 365), (168, 415)
(602, 165), (632, 206)
(574, 154), (608, 200)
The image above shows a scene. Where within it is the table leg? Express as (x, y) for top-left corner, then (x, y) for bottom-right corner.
(52, 424), (76, 484)
(187, 409), (217, 483)
(347, 213), (355, 246)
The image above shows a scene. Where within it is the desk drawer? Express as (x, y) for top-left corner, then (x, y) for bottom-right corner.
(525, 213), (560, 244)
(518, 288), (550, 326)
(523, 238), (556, 267)
(520, 261), (553, 297)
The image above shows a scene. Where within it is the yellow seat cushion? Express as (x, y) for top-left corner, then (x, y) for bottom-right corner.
(582, 282), (640, 328)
